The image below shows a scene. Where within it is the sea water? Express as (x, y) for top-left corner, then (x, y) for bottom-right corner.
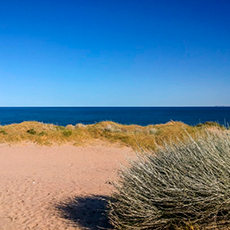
(0, 107), (230, 126)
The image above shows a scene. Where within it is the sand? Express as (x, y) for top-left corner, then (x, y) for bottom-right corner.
(0, 143), (135, 230)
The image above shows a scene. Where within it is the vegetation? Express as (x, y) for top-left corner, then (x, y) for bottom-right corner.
(62, 130), (72, 137)
(0, 130), (7, 135)
(0, 121), (227, 149)
(27, 128), (36, 135)
(0, 120), (229, 228)
(108, 132), (230, 229)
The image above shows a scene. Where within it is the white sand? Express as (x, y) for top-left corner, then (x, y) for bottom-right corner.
(0, 143), (135, 230)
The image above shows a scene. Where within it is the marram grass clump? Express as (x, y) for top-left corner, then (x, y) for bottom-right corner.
(109, 132), (230, 229)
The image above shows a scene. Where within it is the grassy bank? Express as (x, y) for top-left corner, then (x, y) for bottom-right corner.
(0, 121), (227, 149)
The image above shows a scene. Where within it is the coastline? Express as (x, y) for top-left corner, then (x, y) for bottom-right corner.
(0, 121), (228, 229)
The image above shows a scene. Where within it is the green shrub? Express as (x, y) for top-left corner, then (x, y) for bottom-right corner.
(62, 130), (72, 137)
(38, 131), (46, 136)
(27, 128), (36, 135)
(0, 130), (7, 135)
(109, 133), (230, 229)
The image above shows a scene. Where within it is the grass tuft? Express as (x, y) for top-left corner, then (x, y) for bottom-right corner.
(62, 130), (72, 137)
(0, 130), (7, 135)
(108, 132), (230, 229)
(38, 131), (46, 136)
(26, 128), (36, 135)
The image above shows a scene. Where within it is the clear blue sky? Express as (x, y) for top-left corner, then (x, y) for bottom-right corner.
(0, 0), (229, 106)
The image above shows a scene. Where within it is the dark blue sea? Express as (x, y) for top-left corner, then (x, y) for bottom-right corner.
(0, 107), (230, 127)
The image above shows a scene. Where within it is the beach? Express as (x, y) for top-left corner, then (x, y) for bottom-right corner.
(0, 121), (228, 229)
(0, 143), (135, 230)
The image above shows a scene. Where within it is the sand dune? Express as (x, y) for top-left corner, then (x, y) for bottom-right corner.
(0, 143), (134, 230)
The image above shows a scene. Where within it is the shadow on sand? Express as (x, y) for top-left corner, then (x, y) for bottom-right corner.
(56, 195), (113, 230)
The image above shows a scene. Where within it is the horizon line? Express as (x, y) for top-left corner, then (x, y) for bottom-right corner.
(0, 105), (229, 108)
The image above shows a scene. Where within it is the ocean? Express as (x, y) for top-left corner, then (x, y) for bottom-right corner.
(0, 107), (230, 127)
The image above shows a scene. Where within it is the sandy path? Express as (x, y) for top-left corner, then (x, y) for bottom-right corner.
(0, 143), (135, 230)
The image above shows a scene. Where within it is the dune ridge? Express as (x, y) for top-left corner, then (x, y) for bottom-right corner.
(0, 120), (226, 149)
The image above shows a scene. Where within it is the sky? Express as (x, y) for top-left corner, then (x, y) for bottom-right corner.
(0, 0), (229, 106)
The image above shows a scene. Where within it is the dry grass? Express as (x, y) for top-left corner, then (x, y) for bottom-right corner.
(0, 121), (227, 149)
(0, 121), (229, 229)
(108, 132), (230, 229)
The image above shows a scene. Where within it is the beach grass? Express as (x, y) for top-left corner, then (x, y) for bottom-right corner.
(0, 120), (229, 229)
(0, 120), (227, 149)
(108, 132), (230, 229)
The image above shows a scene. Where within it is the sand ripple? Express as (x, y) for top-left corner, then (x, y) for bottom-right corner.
(0, 144), (134, 230)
